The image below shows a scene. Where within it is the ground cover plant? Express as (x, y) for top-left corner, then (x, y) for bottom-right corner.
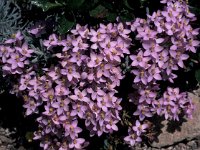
(0, 0), (200, 149)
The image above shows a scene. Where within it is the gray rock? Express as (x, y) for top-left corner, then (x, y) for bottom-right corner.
(0, 135), (13, 144)
(18, 146), (26, 150)
(0, 146), (7, 150)
(151, 93), (200, 148)
(187, 140), (198, 149)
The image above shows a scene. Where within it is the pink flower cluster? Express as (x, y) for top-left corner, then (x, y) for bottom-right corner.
(124, 0), (199, 146)
(1, 23), (131, 149)
(0, 0), (199, 149)
(0, 31), (34, 75)
(124, 120), (148, 146)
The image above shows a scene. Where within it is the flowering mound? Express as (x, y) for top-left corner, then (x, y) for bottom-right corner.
(0, 0), (199, 149)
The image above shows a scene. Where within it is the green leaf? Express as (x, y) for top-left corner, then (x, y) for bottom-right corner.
(31, 0), (63, 12)
(195, 69), (200, 82)
(90, 5), (108, 18)
(66, 0), (85, 9)
(123, 0), (134, 10)
(104, 139), (109, 147)
(119, 12), (134, 22)
(57, 16), (75, 34)
(55, 0), (67, 5)
(25, 132), (34, 142)
(78, 0), (99, 12)
(106, 12), (117, 22)
(31, 58), (38, 63)
(101, 0), (113, 11)
(140, 0), (147, 7)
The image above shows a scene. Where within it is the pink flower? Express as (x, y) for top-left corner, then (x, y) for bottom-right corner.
(186, 39), (200, 53)
(72, 36), (89, 52)
(43, 34), (58, 49)
(124, 129), (142, 146)
(7, 53), (26, 69)
(64, 120), (82, 139)
(28, 21), (45, 37)
(69, 88), (89, 103)
(132, 120), (148, 136)
(5, 31), (23, 44)
(87, 53), (103, 68)
(130, 50), (150, 68)
(69, 138), (85, 149)
(51, 97), (70, 115)
(15, 42), (34, 57)
(105, 119), (118, 131)
(61, 66), (80, 81)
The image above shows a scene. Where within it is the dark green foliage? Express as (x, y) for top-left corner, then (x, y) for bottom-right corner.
(57, 14), (75, 34)
(24, 0), (150, 35)
(31, 0), (63, 12)
(195, 69), (200, 82)
(188, 1), (200, 84)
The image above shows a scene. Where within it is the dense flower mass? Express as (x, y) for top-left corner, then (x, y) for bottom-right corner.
(124, 0), (199, 146)
(0, 0), (199, 149)
(1, 22), (132, 149)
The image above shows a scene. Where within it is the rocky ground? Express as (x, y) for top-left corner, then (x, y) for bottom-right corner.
(132, 90), (200, 150)
(1, 91), (200, 150)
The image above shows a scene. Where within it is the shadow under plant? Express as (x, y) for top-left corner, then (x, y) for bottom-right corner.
(0, 93), (41, 150)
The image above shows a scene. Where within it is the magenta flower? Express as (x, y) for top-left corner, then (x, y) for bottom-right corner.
(136, 26), (157, 40)
(69, 88), (89, 103)
(124, 129), (142, 146)
(28, 21), (45, 37)
(117, 22), (131, 38)
(0, 1), (198, 148)
(130, 50), (150, 68)
(19, 76), (30, 91)
(132, 69), (148, 85)
(116, 37), (130, 54)
(161, 9), (179, 23)
(151, 99), (164, 116)
(5, 31), (23, 44)
(69, 138), (85, 149)
(41, 88), (55, 102)
(15, 42), (34, 57)
(61, 66), (80, 81)
(0, 46), (15, 63)
(70, 52), (87, 66)
(147, 65), (162, 82)
(61, 35), (73, 51)
(90, 29), (106, 43)
(55, 85), (70, 96)
(97, 95), (112, 112)
(142, 39), (164, 58)
(7, 53), (26, 69)
(133, 104), (153, 121)
(132, 120), (148, 136)
(105, 119), (118, 131)
(72, 36), (89, 52)
(87, 53), (103, 68)
(71, 102), (87, 118)
(51, 97), (70, 115)
(43, 34), (58, 49)
(186, 39), (200, 53)
(23, 99), (39, 115)
(169, 50), (189, 68)
(156, 50), (169, 68)
(99, 37), (117, 50)
(64, 120), (82, 139)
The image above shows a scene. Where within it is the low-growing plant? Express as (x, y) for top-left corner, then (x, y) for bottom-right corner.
(0, 0), (200, 149)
